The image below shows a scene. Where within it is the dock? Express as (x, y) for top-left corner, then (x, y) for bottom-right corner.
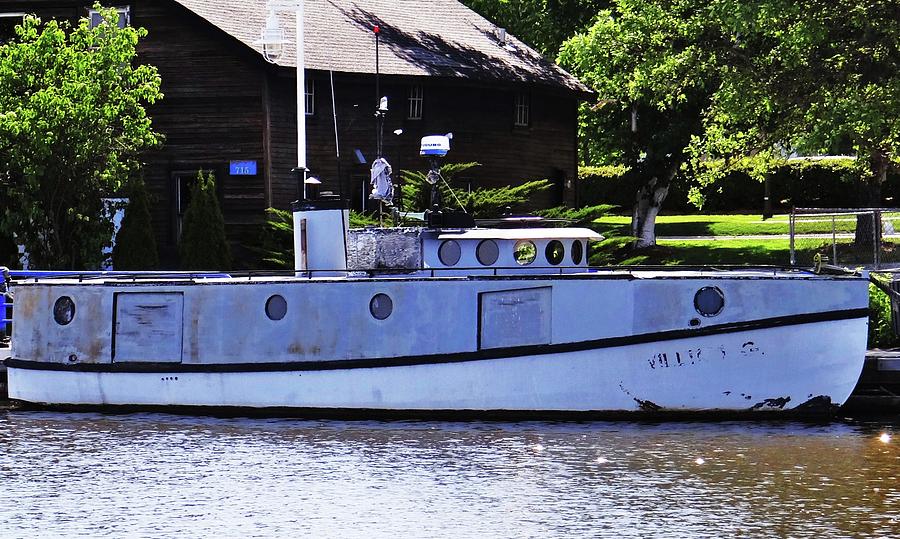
(843, 350), (900, 413)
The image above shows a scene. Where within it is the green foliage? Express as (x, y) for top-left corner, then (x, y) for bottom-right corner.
(687, 0), (899, 200)
(112, 180), (158, 270)
(461, 0), (605, 56)
(349, 210), (379, 228)
(0, 5), (163, 269)
(400, 162), (551, 218)
(537, 203), (617, 225)
(256, 208), (293, 269)
(869, 283), (900, 349)
(179, 172), (231, 270)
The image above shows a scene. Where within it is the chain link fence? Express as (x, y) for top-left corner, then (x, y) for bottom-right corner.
(789, 208), (900, 269)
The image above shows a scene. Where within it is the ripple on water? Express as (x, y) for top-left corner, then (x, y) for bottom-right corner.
(0, 413), (897, 538)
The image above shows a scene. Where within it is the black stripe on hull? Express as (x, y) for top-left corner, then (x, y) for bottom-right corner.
(5, 308), (868, 374)
(5, 398), (841, 421)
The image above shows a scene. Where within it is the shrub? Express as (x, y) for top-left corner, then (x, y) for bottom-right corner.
(179, 171), (231, 270)
(112, 180), (158, 270)
(400, 162), (551, 218)
(869, 282), (900, 349)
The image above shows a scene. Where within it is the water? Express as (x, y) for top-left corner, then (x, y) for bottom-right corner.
(1, 412), (898, 538)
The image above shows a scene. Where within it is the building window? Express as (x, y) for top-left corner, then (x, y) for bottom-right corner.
(514, 92), (530, 127)
(89, 6), (130, 29)
(305, 78), (315, 116)
(408, 85), (424, 120)
(0, 13), (24, 44)
(172, 170), (210, 243)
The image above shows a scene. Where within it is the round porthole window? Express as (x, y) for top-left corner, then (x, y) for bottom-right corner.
(694, 287), (725, 317)
(545, 240), (565, 265)
(438, 240), (461, 266)
(514, 240), (537, 266)
(265, 294), (288, 321)
(370, 293), (393, 320)
(476, 239), (499, 266)
(53, 296), (76, 326)
(571, 240), (584, 265)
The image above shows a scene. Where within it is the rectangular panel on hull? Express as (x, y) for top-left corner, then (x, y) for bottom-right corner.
(479, 287), (551, 349)
(113, 293), (184, 363)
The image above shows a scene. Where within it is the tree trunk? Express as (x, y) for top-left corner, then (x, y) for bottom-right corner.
(854, 151), (889, 249)
(631, 166), (676, 249)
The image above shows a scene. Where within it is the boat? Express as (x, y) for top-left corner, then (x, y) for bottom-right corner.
(2, 180), (870, 417)
(0, 4), (871, 418)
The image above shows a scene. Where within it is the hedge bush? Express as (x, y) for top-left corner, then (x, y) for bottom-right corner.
(112, 180), (158, 270)
(578, 160), (900, 213)
(179, 171), (231, 270)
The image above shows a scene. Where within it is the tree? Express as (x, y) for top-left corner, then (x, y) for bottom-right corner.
(112, 179), (158, 270)
(558, 0), (724, 247)
(689, 0), (900, 245)
(0, 6), (163, 269)
(461, 0), (607, 56)
(179, 171), (231, 271)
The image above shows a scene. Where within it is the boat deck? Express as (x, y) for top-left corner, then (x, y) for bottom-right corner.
(6, 265), (858, 286)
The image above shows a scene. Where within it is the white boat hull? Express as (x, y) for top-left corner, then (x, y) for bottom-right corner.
(8, 317), (867, 415)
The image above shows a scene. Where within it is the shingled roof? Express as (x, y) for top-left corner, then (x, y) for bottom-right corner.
(174, 0), (590, 94)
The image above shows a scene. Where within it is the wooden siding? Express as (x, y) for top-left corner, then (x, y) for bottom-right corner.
(269, 72), (578, 213)
(0, 0), (581, 269)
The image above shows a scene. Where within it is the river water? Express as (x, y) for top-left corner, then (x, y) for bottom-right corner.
(0, 412), (897, 538)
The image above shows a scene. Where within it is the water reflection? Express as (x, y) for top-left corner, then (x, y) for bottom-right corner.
(0, 413), (897, 538)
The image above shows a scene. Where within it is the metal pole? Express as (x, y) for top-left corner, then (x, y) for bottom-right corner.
(330, 70), (343, 201)
(831, 214), (837, 265)
(296, 2), (307, 199)
(789, 208), (796, 266)
(875, 210), (882, 269)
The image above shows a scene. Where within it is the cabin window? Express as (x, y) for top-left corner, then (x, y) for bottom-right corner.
(0, 13), (24, 44)
(369, 294), (393, 320)
(514, 240), (536, 265)
(265, 295), (288, 321)
(694, 287), (725, 317)
(305, 78), (315, 116)
(514, 92), (530, 127)
(438, 240), (461, 266)
(407, 85), (424, 120)
(545, 240), (564, 265)
(476, 240), (499, 266)
(89, 6), (130, 28)
(571, 240), (584, 265)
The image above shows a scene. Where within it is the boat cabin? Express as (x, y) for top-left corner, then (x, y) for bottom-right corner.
(423, 229), (601, 274)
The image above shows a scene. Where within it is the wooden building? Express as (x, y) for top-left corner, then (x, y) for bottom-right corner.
(0, 0), (589, 267)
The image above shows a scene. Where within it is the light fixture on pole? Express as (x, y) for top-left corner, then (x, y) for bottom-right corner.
(255, 7), (285, 64)
(256, 1), (308, 200)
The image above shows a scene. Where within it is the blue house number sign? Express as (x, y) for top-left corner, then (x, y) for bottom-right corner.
(230, 160), (257, 176)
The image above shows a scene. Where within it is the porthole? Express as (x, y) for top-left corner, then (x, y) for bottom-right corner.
(571, 240), (584, 265)
(694, 287), (725, 317)
(476, 239), (499, 266)
(53, 296), (75, 326)
(545, 240), (565, 265)
(514, 240), (537, 265)
(265, 294), (287, 321)
(370, 293), (393, 320)
(438, 240), (461, 266)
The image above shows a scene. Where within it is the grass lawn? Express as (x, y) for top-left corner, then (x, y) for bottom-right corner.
(592, 213), (866, 237)
(600, 238), (799, 266)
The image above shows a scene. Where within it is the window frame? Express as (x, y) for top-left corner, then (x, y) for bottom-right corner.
(407, 84), (424, 120)
(304, 77), (315, 116)
(0, 12), (25, 44)
(88, 5), (130, 29)
(514, 91), (531, 128)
